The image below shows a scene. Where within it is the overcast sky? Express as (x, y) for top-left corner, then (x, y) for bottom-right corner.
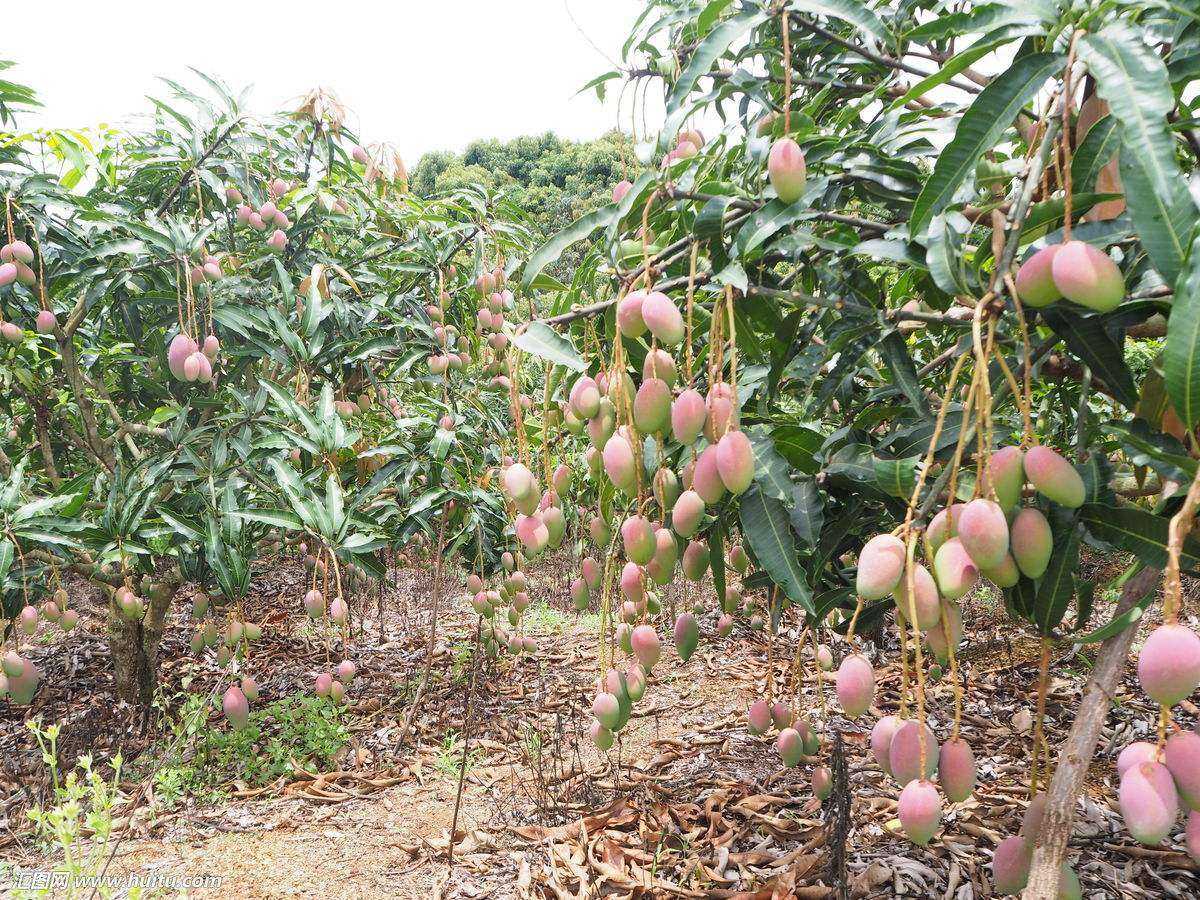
(13, 1), (653, 164)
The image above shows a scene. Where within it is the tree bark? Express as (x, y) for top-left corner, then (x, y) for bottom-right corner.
(107, 575), (180, 715)
(1023, 565), (1161, 898)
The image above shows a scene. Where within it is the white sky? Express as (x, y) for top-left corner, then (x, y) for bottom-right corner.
(14, 0), (652, 164)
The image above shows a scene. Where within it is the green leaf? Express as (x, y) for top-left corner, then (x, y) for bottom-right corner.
(512, 321), (586, 372)
(877, 331), (928, 416)
(664, 8), (765, 120)
(1164, 234), (1200, 428)
(522, 205), (618, 289)
(1080, 503), (1200, 569)
(748, 428), (792, 501)
(874, 456), (919, 498)
(788, 0), (886, 42)
(910, 52), (1065, 238)
(1079, 26), (1198, 283)
(789, 478), (824, 549)
(926, 212), (975, 296)
(740, 484), (814, 613)
(1072, 573), (1156, 643)
(1070, 115), (1121, 193)
(1034, 523), (1081, 634)
(1039, 308), (1138, 410)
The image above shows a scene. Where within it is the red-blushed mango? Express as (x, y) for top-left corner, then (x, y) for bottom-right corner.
(617, 290), (647, 337)
(693, 445), (727, 504)
(603, 433), (638, 494)
(643, 348), (678, 386)
(836, 654), (875, 718)
(631, 624), (661, 669)
(723, 587), (741, 613)
(653, 466), (680, 510)
(1164, 729), (1200, 810)
(588, 399), (617, 449)
(1015, 244), (1063, 308)
(925, 503), (962, 555)
(1024, 446), (1085, 508)
(747, 699), (771, 734)
(314, 672), (333, 697)
(335, 660), (356, 683)
(641, 291), (685, 346)
(570, 578), (589, 609)
(704, 383), (738, 442)
(990, 446), (1026, 510)
(938, 737), (976, 802)
(728, 544), (749, 574)
(674, 613), (699, 661)
(1188, 810), (1200, 862)
(634, 378), (672, 434)
(870, 714), (903, 774)
(889, 720), (939, 786)
(797, 718), (820, 755)
(620, 561), (644, 603)
(593, 692), (621, 729)
(991, 835), (1033, 894)
(1120, 760), (1179, 845)
(715, 430), (755, 494)
(925, 601), (962, 664)
(36, 310), (56, 334)
(590, 516), (611, 549)
(768, 137), (807, 203)
(816, 645), (833, 670)
(672, 490), (705, 538)
(543, 506), (565, 548)
(570, 376), (601, 419)
(981, 553), (1020, 588)
(1138, 623), (1200, 706)
(1057, 864), (1082, 900)
(304, 588), (325, 617)
(168, 333), (196, 380)
(895, 563), (941, 631)
(957, 498), (1010, 569)
(622, 515), (656, 565)
(517, 513), (550, 554)
(933, 538), (978, 599)
(897, 779), (941, 846)
(813, 766), (832, 801)
(716, 612), (734, 636)
(1051, 240), (1126, 312)
(503, 462), (537, 502)
(552, 463), (572, 495)
(591, 721), (614, 750)
(777, 727), (803, 767)
(223, 685), (250, 730)
(1011, 507), (1053, 578)
(856, 533), (906, 600)
(648, 528), (679, 584)
(1118, 741), (1161, 777)
(626, 662), (647, 701)
(682, 540), (710, 581)
(770, 701), (793, 730)
(672, 388), (707, 445)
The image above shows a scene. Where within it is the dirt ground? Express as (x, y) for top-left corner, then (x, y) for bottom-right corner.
(2, 551), (1200, 898)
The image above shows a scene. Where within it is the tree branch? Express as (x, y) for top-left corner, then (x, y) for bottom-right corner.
(1023, 565), (1162, 899)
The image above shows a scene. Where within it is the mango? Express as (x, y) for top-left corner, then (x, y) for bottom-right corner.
(1051, 240), (1125, 312)
(693, 445), (727, 504)
(682, 540), (710, 580)
(747, 699), (771, 734)
(870, 714), (902, 775)
(813, 766), (833, 800)
(933, 538), (978, 599)
(622, 515), (656, 564)
(715, 430), (755, 495)
(768, 137), (807, 204)
(1120, 760), (1179, 845)
(938, 737), (976, 802)
(1010, 508), (1053, 578)
(641, 291), (685, 346)
(897, 779), (941, 845)
(1138, 623), (1200, 706)
(634, 378), (672, 434)
(674, 613), (699, 661)
(617, 290), (647, 337)
(989, 446), (1026, 510)
(856, 533), (906, 600)
(1024, 445), (1085, 508)
(777, 727), (803, 767)
(1015, 244), (1063, 308)
(570, 376), (601, 419)
(991, 835), (1032, 894)
(957, 498), (1010, 569)
(889, 720), (939, 786)
(672, 389), (707, 444)
(643, 348), (678, 386)
(603, 433), (638, 494)
(1164, 729), (1200, 810)
(223, 685), (250, 730)
(894, 563), (941, 631)
(836, 654), (874, 718)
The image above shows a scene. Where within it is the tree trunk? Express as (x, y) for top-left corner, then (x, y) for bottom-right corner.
(107, 575), (180, 713)
(1023, 565), (1161, 899)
